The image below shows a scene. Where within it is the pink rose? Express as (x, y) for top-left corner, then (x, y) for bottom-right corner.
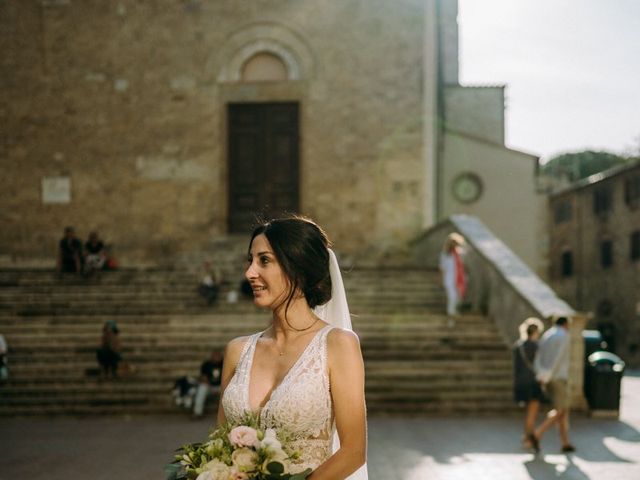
(228, 426), (259, 448)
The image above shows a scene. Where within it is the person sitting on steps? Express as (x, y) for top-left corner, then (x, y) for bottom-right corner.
(57, 226), (83, 275)
(84, 231), (107, 277)
(193, 350), (224, 418)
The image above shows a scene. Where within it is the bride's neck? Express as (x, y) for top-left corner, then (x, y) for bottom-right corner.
(271, 297), (320, 338)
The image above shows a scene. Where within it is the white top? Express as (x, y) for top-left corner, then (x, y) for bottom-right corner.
(439, 252), (456, 284)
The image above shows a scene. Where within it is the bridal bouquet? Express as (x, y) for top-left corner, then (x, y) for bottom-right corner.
(165, 414), (312, 480)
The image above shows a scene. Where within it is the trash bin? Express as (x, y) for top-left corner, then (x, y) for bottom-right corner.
(584, 351), (625, 412)
(582, 330), (608, 399)
(583, 330), (607, 359)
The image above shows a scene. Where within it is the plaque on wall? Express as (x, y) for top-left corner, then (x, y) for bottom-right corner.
(42, 176), (71, 204)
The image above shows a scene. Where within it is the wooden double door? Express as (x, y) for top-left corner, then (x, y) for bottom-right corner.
(227, 102), (300, 233)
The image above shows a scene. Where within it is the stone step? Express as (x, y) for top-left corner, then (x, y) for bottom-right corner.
(2, 321), (500, 339)
(7, 349), (510, 368)
(0, 287), (445, 299)
(5, 358), (511, 376)
(0, 284), (443, 297)
(0, 314), (496, 332)
(5, 333), (503, 347)
(0, 382), (512, 400)
(1, 353), (513, 378)
(0, 376), (512, 396)
(0, 399), (517, 416)
(4, 366), (512, 384)
(0, 300), (446, 311)
(0, 268), (440, 285)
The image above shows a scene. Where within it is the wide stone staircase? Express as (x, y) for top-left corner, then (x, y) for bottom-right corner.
(0, 265), (514, 416)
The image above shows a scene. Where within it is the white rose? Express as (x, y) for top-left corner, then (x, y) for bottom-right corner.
(231, 447), (259, 471)
(197, 459), (231, 480)
(260, 428), (283, 451)
(195, 472), (213, 480)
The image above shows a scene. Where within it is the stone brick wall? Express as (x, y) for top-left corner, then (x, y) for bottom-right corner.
(548, 163), (640, 365)
(444, 86), (505, 145)
(438, 0), (459, 86)
(0, 0), (432, 264)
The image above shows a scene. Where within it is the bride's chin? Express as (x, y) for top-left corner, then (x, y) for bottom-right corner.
(253, 296), (271, 308)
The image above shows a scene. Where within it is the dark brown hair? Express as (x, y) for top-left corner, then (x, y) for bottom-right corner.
(526, 323), (539, 337)
(249, 215), (332, 320)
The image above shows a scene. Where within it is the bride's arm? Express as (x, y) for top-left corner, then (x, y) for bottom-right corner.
(215, 336), (246, 426)
(308, 328), (367, 480)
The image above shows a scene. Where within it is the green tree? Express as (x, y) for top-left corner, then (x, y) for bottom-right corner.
(542, 150), (630, 182)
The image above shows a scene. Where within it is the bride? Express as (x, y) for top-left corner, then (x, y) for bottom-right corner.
(218, 216), (368, 480)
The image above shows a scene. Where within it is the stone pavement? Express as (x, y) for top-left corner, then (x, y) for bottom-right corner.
(1, 372), (638, 480)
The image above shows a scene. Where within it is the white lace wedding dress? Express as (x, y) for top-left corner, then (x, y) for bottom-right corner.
(221, 325), (335, 473)
(221, 249), (368, 479)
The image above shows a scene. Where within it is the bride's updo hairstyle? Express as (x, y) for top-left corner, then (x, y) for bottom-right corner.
(249, 216), (332, 316)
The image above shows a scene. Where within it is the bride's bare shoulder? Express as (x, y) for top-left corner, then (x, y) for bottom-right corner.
(326, 327), (361, 356)
(224, 334), (254, 363)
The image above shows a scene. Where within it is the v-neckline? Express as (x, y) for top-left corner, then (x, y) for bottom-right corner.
(246, 325), (329, 414)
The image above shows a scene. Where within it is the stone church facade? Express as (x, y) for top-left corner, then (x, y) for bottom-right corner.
(1, 0), (543, 270)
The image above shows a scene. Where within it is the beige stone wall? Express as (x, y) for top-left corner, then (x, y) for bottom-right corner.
(0, 0), (432, 263)
(444, 86), (505, 145)
(438, 0), (459, 86)
(440, 131), (545, 274)
(549, 164), (640, 365)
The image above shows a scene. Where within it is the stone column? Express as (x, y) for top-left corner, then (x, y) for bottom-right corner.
(422, 0), (439, 228)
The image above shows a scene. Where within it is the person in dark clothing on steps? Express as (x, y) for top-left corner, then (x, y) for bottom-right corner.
(96, 320), (122, 380)
(193, 350), (223, 418)
(57, 226), (83, 274)
(84, 231), (107, 276)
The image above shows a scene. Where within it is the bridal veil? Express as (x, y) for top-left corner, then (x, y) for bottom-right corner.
(314, 249), (369, 480)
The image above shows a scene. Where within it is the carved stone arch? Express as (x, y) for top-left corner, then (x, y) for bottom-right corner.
(230, 40), (299, 81)
(210, 22), (316, 83)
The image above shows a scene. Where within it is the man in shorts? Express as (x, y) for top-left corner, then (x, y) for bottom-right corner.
(531, 316), (575, 453)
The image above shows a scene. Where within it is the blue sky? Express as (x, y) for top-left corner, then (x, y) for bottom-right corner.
(458, 0), (640, 162)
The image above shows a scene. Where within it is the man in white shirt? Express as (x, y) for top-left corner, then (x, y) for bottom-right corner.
(531, 316), (575, 453)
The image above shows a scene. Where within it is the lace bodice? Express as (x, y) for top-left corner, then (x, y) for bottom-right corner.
(221, 325), (334, 472)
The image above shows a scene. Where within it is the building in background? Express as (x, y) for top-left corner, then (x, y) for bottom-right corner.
(548, 161), (640, 365)
(436, 1), (544, 273)
(0, 0), (544, 272)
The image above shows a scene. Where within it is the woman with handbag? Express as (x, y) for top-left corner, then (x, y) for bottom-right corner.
(513, 317), (545, 452)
